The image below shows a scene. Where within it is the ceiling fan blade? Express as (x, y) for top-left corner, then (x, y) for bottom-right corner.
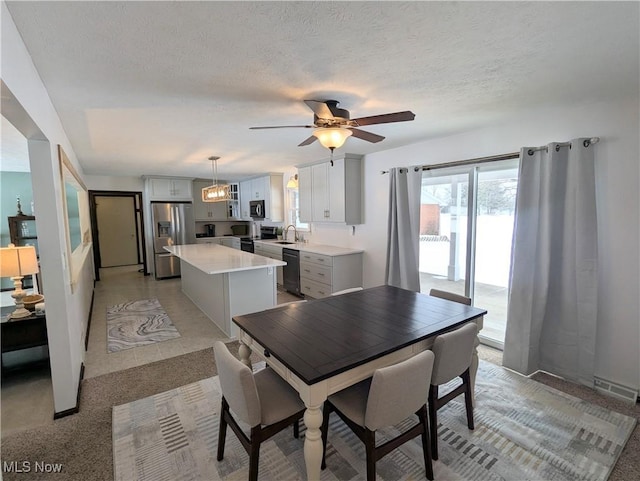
(304, 100), (336, 120)
(351, 111), (416, 126)
(348, 128), (385, 143)
(298, 135), (317, 147)
(250, 125), (314, 129)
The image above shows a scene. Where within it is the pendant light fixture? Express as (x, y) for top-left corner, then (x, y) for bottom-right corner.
(202, 156), (231, 202)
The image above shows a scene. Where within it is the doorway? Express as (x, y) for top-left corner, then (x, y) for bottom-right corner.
(89, 191), (147, 280)
(419, 158), (519, 347)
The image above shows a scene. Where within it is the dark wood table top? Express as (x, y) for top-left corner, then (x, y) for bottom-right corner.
(233, 285), (487, 385)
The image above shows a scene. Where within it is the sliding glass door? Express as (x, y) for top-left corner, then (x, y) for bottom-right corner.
(419, 159), (519, 346)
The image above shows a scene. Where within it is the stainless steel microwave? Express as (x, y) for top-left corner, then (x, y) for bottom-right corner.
(249, 200), (265, 219)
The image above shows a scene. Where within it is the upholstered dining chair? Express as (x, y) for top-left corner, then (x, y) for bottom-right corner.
(321, 350), (435, 481)
(213, 341), (305, 481)
(429, 288), (472, 306)
(428, 322), (478, 460)
(330, 286), (364, 296)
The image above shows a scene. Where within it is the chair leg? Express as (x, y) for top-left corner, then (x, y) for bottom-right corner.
(217, 397), (228, 461)
(462, 369), (475, 430)
(321, 402), (332, 470)
(418, 405), (434, 480)
(293, 419), (299, 439)
(428, 384), (439, 460)
(248, 426), (261, 481)
(364, 428), (377, 481)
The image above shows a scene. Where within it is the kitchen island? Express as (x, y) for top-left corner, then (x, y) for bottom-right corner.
(164, 244), (285, 337)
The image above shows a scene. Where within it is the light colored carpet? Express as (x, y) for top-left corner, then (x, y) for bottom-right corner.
(106, 298), (180, 353)
(112, 360), (636, 481)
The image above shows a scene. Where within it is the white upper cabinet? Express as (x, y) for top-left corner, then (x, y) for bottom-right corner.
(299, 154), (362, 224)
(239, 173), (284, 222)
(146, 177), (193, 201)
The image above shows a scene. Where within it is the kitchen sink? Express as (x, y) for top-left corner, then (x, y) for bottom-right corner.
(274, 241), (295, 245)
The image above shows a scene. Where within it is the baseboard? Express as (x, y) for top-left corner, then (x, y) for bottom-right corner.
(85, 289), (95, 350)
(53, 363), (84, 419)
(593, 376), (638, 403)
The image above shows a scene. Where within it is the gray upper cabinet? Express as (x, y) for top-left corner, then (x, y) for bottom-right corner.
(146, 177), (193, 201)
(298, 154), (363, 224)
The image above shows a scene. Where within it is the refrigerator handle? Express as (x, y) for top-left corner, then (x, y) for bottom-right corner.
(174, 205), (181, 244)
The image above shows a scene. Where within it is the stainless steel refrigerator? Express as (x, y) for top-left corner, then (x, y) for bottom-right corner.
(152, 202), (196, 279)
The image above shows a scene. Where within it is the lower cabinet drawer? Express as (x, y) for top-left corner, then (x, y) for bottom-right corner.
(300, 277), (332, 299)
(300, 262), (332, 284)
(300, 251), (333, 267)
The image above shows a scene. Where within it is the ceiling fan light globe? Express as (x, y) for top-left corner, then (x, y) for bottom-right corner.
(313, 127), (352, 150)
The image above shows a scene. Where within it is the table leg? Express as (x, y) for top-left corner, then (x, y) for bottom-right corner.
(238, 340), (252, 369)
(303, 403), (324, 481)
(470, 333), (480, 407)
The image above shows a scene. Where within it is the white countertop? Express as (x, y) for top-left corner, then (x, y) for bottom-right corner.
(164, 244), (285, 275)
(254, 239), (364, 256)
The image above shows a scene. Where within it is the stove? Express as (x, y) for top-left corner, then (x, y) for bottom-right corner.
(240, 226), (278, 253)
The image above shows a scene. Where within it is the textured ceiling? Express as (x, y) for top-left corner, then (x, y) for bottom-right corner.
(4, 1), (639, 180)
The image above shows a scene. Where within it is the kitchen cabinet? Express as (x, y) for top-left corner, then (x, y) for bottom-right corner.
(300, 251), (363, 299)
(254, 242), (284, 285)
(195, 237), (240, 249)
(193, 180), (240, 220)
(298, 154), (362, 224)
(146, 177), (193, 201)
(220, 237), (240, 250)
(239, 174), (284, 222)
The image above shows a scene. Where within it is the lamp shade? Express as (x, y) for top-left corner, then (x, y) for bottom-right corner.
(0, 244), (38, 277)
(286, 174), (299, 189)
(313, 127), (352, 150)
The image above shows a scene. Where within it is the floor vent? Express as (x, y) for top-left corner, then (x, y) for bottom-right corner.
(593, 377), (638, 403)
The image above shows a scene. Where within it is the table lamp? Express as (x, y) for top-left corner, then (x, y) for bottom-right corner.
(0, 243), (39, 319)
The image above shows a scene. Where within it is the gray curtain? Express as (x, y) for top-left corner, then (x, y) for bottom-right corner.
(503, 138), (598, 386)
(385, 166), (422, 291)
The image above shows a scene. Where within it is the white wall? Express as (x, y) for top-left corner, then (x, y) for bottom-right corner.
(2, 3), (94, 413)
(308, 97), (640, 391)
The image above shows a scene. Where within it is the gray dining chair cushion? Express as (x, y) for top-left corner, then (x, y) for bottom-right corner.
(214, 341), (261, 427)
(254, 367), (306, 426)
(429, 288), (472, 305)
(329, 350), (435, 431)
(431, 323), (478, 385)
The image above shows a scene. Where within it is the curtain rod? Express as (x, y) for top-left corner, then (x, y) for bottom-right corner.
(526, 136), (599, 155)
(380, 152), (519, 175)
(380, 137), (600, 174)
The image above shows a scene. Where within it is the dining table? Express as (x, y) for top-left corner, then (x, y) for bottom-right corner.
(232, 284), (487, 480)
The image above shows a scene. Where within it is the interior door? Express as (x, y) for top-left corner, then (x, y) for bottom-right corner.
(96, 196), (139, 267)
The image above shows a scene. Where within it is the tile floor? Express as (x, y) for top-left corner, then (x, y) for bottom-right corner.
(1, 266), (497, 437)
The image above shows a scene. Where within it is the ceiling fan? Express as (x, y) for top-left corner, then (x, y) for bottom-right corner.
(250, 99), (416, 154)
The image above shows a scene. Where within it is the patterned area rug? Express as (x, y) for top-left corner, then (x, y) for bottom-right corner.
(106, 298), (180, 353)
(112, 361), (636, 481)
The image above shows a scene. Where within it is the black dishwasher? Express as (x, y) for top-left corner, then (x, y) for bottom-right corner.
(282, 248), (301, 296)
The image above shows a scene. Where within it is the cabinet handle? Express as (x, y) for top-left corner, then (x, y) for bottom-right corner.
(318, 290), (325, 295)
(318, 273), (324, 276)
(317, 258), (324, 262)
(304, 269), (310, 273)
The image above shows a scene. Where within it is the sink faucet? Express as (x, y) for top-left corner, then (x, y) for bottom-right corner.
(284, 224), (298, 242)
